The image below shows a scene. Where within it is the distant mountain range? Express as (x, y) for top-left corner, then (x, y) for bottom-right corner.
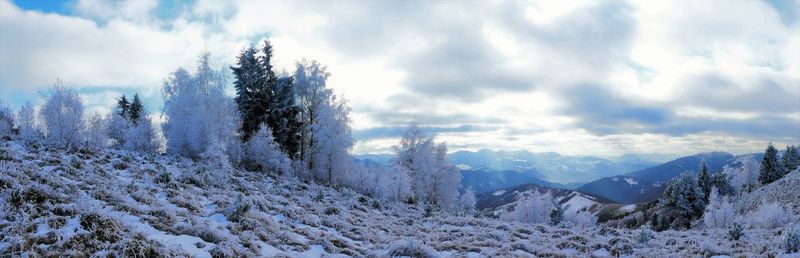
(355, 149), (767, 205)
(355, 149), (663, 194)
(577, 152), (762, 204)
(449, 149), (662, 184)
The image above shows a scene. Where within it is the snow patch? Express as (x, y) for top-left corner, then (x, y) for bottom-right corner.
(624, 177), (638, 185)
(620, 204), (636, 213)
(493, 190), (506, 196)
(117, 213), (214, 258)
(456, 163), (472, 170)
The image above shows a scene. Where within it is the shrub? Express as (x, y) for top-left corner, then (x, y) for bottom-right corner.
(113, 160), (128, 170)
(80, 213), (122, 243)
(119, 236), (167, 258)
(154, 172), (171, 184)
(784, 224), (800, 253)
(747, 202), (796, 229)
(728, 222), (744, 241)
(636, 225), (654, 246)
(227, 194), (252, 221)
(325, 207), (339, 215)
(383, 239), (439, 258)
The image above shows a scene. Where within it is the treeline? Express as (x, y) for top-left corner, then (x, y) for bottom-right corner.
(611, 143), (800, 231)
(0, 40), (473, 213)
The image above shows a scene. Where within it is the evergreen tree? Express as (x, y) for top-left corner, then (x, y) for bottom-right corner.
(128, 94), (144, 125)
(698, 160), (711, 202)
(117, 95), (130, 118)
(782, 145), (800, 173)
(269, 76), (303, 159)
(550, 202), (564, 226)
(231, 45), (268, 142)
(710, 173), (736, 196)
(657, 172), (706, 230)
(759, 142), (782, 185)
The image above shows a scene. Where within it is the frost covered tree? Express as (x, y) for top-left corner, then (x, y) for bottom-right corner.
(83, 112), (109, 151)
(345, 164), (378, 196)
(109, 93), (159, 152)
(40, 80), (85, 149)
(376, 165), (413, 202)
(698, 160), (711, 202)
(709, 173), (735, 196)
(458, 187), (477, 215)
(243, 125), (291, 174)
(0, 100), (15, 136)
(656, 172), (706, 230)
(393, 123), (461, 208)
(123, 114), (160, 153)
(759, 143), (782, 185)
(703, 188), (735, 228)
(782, 145), (800, 174)
(162, 52), (239, 161)
(294, 59), (332, 165)
(308, 95), (354, 185)
(725, 155), (760, 193)
(16, 101), (41, 143)
(569, 210), (598, 228)
(501, 191), (555, 224)
(108, 95), (132, 147)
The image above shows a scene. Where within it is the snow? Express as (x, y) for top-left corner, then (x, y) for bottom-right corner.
(208, 213), (230, 227)
(624, 177), (638, 185)
(60, 217), (82, 238)
(612, 177), (619, 182)
(117, 213), (215, 257)
(620, 204), (637, 213)
(1, 139), (798, 257)
(492, 190), (506, 196)
(563, 195), (597, 215)
(259, 242), (281, 256)
(456, 163), (471, 170)
(35, 223), (51, 236)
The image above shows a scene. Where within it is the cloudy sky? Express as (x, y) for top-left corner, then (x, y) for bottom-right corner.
(1, 0), (798, 158)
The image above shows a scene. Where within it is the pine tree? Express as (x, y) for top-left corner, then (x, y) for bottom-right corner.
(698, 160), (711, 202)
(759, 143), (782, 185)
(128, 94), (144, 125)
(782, 145), (800, 173)
(269, 76), (303, 159)
(117, 95), (130, 118)
(550, 202), (564, 226)
(231, 45), (267, 142)
(657, 172), (706, 230)
(710, 173), (736, 196)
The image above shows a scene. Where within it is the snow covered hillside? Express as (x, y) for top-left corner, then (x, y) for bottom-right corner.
(475, 183), (613, 219)
(736, 169), (800, 215)
(1, 140), (796, 257)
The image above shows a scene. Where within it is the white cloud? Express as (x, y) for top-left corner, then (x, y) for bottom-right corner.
(0, 0), (796, 158)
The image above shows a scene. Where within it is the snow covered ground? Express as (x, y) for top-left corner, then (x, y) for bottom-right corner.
(0, 140), (795, 257)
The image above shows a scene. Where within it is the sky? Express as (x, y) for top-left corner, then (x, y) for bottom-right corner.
(1, 0), (798, 159)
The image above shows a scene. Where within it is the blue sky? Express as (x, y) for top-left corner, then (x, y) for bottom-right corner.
(1, 0), (798, 158)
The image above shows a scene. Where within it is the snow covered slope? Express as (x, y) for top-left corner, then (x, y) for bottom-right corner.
(475, 183), (615, 219)
(736, 169), (800, 215)
(0, 140), (792, 257)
